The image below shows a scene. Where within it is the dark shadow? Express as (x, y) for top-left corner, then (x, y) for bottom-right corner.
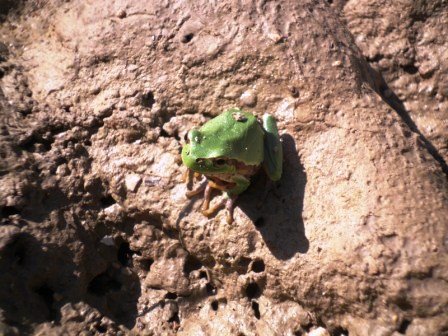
(238, 133), (309, 260)
(0, 215), (141, 332)
(86, 264), (141, 329)
(0, 0), (23, 17)
(364, 61), (448, 176)
(0, 232), (73, 333)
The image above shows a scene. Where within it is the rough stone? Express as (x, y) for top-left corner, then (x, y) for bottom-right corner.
(0, 0), (447, 335)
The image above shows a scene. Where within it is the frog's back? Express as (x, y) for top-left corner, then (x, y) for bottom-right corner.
(198, 108), (264, 165)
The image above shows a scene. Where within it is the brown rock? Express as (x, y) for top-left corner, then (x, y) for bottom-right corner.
(0, 0), (446, 335)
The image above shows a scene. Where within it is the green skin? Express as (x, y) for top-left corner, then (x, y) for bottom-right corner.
(182, 108), (283, 199)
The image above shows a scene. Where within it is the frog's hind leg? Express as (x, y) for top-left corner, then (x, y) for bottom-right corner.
(225, 196), (238, 224)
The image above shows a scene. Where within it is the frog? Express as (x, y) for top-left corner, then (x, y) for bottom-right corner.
(181, 107), (283, 224)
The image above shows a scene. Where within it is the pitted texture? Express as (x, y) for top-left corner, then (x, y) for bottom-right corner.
(0, 0), (447, 335)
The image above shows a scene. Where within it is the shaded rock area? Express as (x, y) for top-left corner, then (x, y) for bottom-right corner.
(0, 0), (447, 335)
(342, 0), (448, 168)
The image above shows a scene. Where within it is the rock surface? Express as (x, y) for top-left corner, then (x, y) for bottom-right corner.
(0, 0), (447, 335)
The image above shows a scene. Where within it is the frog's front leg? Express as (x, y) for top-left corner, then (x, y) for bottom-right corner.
(185, 177), (208, 198)
(201, 182), (214, 213)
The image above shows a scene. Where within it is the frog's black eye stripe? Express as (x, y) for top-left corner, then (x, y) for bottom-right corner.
(183, 132), (189, 143)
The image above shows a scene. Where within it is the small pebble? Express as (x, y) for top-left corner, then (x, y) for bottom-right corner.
(117, 9), (127, 19)
(308, 327), (330, 336)
(125, 174), (142, 192)
(100, 235), (115, 246)
(240, 90), (257, 107)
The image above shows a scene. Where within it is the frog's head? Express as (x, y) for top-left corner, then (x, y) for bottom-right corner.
(181, 129), (236, 175)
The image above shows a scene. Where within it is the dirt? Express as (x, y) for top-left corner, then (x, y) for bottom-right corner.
(0, 0), (447, 335)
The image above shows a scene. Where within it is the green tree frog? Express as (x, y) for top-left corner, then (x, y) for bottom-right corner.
(181, 107), (283, 223)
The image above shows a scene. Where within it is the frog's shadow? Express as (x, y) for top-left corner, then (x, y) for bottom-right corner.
(238, 133), (309, 260)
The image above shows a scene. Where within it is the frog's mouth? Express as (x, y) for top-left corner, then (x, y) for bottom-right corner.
(204, 158), (260, 180)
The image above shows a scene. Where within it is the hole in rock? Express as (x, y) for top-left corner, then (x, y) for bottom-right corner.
(251, 259), (265, 273)
(140, 258), (154, 272)
(165, 292), (178, 300)
(184, 254), (202, 275)
(2, 206), (21, 217)
(396, 297), (413, 311)
(100, 195), (116, 207)
(206, 283), (216, 295)
(181, 33), (194, 43)
(20, 136), (53, 152)
(397, 319), (411, 334)
(141, 91), (155, 108)
(199, 270), (208, 279)
(168, 311), (180, 324)
(402, 64), (418, 75)
(251, 300), (260, 319)
(367, 54), (384, 63)
(332, 326), (349, 336)
(302, 322), (313, 332)
(96, 325), (107, 333)
(117, 242), (133, 266)
(88, 271), (121, 296)
(159, 128), (170, 138)
(211, 300), (219, 311)
(245, 282), (261, 299)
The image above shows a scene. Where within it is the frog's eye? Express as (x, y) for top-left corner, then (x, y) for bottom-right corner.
(213, 158), (226, 167)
